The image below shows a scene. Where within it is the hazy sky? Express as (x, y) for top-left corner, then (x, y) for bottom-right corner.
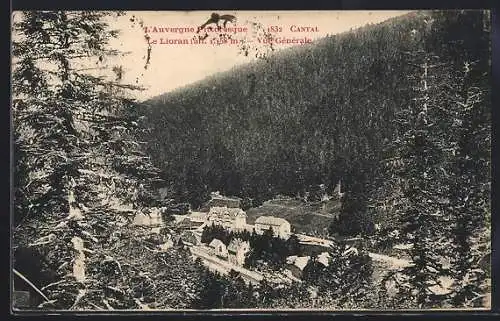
(14, 11), (412, 101)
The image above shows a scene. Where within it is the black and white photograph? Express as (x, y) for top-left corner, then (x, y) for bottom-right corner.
(11, 10), (492, 311)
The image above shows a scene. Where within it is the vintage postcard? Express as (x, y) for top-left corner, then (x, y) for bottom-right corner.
(11, 10), (492, 312)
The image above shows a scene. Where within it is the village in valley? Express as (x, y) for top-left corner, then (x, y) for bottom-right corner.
(133, 185), (337, 285)
(130, 182), (422, 294)
(12, 10), (491, 311)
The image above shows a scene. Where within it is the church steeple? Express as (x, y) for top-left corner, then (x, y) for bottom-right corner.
(333, 180), (344, 199)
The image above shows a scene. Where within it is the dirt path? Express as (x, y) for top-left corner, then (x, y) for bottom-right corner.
(368, 252), (412, 269)
(296, 233), (335, 246)
(295, 234), (413, 270)
(190, 246), (264, 285)
(261, 203), (298, 210)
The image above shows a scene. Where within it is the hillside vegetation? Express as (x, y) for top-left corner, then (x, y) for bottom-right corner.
(136, 10), (491, 308)
(137, 11), (488, 212)
(246, 198), (340, 236)
(12, 10), (491, 310)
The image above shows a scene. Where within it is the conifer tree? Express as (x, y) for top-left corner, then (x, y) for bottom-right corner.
(443, 49), (491, 308)
(374, 11), (492, 308)
(12, 11), (162, 309)
(373, 50), (456, 307)
(372, 12), (491, 306)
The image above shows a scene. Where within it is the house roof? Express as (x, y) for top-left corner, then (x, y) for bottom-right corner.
(210, 191), (242, 201)
(177, 218), (204, 229)
(317, 252), (330, 266)
(294, 256), (311, 270)
(172, 214), (188, 223)
(255, 216), (289, 227)
(286, 255), (311, 270)
(209, 238), (226, 248)
(189, 211), (207, 222)
(209, 207), (247, 219)
(181, 230), (200, 238)
(286, 255), (298, 265)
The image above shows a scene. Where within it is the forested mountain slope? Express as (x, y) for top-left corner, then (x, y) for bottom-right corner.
(137, 11), (489, 214)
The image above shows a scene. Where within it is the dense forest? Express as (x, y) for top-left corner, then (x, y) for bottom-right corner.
(12, 10), (491, 311)
(138, 11), (489, 213)
(135, 10), (491, 308)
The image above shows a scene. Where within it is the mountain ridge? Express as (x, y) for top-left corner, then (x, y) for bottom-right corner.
(141, 11), (422, 105)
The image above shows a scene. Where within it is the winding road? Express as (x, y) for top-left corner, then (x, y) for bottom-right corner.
(189, 246), (264, 285)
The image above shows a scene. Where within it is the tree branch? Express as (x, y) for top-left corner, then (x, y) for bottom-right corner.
(13, 268), (50, 302)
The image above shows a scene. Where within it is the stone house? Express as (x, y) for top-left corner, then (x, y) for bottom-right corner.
(189, 211), (208, 223)
(209, 238), (228, 258)
(180, 230), (201, 245)
(285, 255), (311, 279)
(254, 216), (291, 239)
(207, 206), (247, 230)
(176, 217), (205, 231)
(285, 253), (330, 279)
(227, 239), (250, 266)
(317, 252), (331, 267)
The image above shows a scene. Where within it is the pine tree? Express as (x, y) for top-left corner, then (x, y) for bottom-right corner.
(12, 11), (162, 309)
(313, 243), (373, 306)
(444, 49), (491, 308)
(302, 255), (324, 285)
(369, 12), (491, 308)
(373, 50), (456, 307)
